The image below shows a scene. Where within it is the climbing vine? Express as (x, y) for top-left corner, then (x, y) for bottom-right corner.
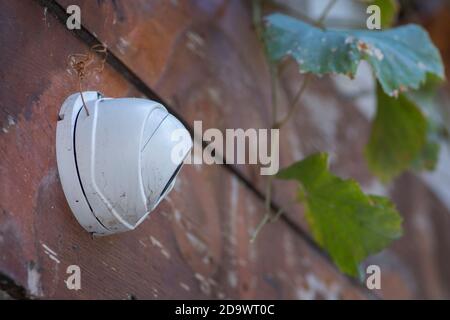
(251, 0), (447, 277)
(68, 44), (108, 116)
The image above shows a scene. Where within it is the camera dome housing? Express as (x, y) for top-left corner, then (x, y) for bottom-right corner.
(56, 92), (192, 236)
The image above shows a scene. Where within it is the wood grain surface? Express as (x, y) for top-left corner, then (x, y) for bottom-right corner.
(52, 0), (450, 299)
(0, 0), (370, 299)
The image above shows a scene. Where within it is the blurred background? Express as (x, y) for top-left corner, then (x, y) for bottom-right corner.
(270, 0), (450, 299)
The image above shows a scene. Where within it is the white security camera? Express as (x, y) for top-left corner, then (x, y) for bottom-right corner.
(56, 92), (192, 236)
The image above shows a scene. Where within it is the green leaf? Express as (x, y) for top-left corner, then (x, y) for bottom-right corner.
(366, 75), (448, 181)
(277, 153), (403, 276)
(265, 13), (445, 96)
(365, 84), (428, 181)
(408, 75), (448, 171)
(407, 74), (447, 129)
(412, 141), (440, 171)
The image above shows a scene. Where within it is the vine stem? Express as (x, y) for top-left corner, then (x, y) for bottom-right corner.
(78, 79), (90, 116)
(273, 74), (311, 129)
(270, 64), (278, 125)
(317, 0), (338, 26)
(251, 199), (295, 243)
(250, 0), (338, 242)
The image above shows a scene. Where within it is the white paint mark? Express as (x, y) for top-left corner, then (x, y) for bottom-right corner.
(228, 176), (239, 247)
(7, 116), (15, 127)
(139, 239), (147, 247)
(150, 236), (163, 248)
(116, 37), (130, 55)
(187, 31), (205, 46)
(47, 254), (61, 264)
(217, 292), (226, 299)
(160, 249), (171, 260)
(173, 175), (183, 193)
(186, 232), (207, 253)
(43, 7), (50, 27)
(174, 209), (182, 223)
(186, 31), (205, 58)
(296, 273), (341, 300)
(27, 264), (42, 297)
(179, 282), (191, 292)
(41, 243), (57, 256)
(230, 176), (239, 219)
(150, 236), (171, 260)
(227, 271), (238, 288)
(195, 273), (211, 295)
(2, 115), (16, 133)
(42, 243), (60, 264)
(207, 87), (221, 105)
